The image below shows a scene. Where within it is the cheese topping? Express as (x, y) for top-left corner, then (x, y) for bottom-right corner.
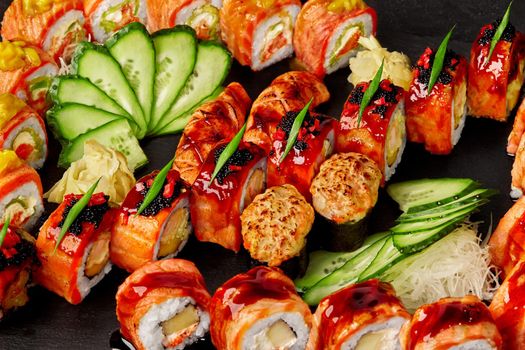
(0, 94), (26, 129)
(0, 41), (41, 72)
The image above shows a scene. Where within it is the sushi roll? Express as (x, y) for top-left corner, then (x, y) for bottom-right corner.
(146, 0), (221, 40)
(210, 266), (312, 349)
(219, 0), (301, 71)
(1, 0), (88, 62)
(174, 82), (251, 185)
(84, 0), (147, 43)
(489, 259), (525, 350)
(111, 169), (192, 272)
(310, 153), (382, 252)
(405, 48), (468, 155)
(510, 136), (525, 199)
(241, 184), (314, 267)
(336, 79), (406, 182)
(116, 259), (212, 350)
(0, 150), (44, 230)
(267, 111), (337, 202)
(307, 279), (410, 350)
(0, 223), (36, 321)
(190, 141), (266, 252)
(0, 41), (58, 113)
(34, 192), (113, 304)
(400, 296), (502, 350)
(244, 71), (330, 154)
(293, 0), (377, 77)
(0, 94), (48, 169)
(507, 98), (525, 155)
(468, 18), (525, 122)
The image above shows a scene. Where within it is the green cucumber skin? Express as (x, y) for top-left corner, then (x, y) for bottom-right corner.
(397, 199), (488, 223)
(357, 237), (406, 282)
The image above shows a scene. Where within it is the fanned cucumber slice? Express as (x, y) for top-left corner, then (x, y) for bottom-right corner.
(358, 237), (406, 282)
(152, 41), (231, 133)
(72, 42), (146, 138)
(58, 119), (147, 170)
(106, 23), (155, 128)
(49, 75), (129, 117)
(149, 26), (197, 131)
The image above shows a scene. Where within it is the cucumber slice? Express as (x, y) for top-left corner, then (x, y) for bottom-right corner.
(47, 103), (124, 141)
(152, 41), (231, 133)
(149, 26), (197, 131)
(72, 42), (146, 139)
(49, 75), (129, 117)
(106, 23), (155, 127)
(397, 199), (488, 223)
(58, 119), (147, 170)
(387, 178), (479, 213)
(358, 237), (406, 282)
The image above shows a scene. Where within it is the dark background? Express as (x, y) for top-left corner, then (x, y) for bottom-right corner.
(1, 0), (524, 349)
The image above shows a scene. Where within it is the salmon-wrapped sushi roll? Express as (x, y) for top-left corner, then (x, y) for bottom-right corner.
(84, 0), (147, 43)
(220, 0), (301, 71)
(293, 0), (377, 77)
(0, 224), (36, 321)
(116, 259), (211, 350)
(267, 111), (336, 202)
(146, 0), (221, 40)
(307, 279), (410, 350)
(174, 83), (250, 185)
(0, 41), (58, 113)
(400, 296), (502, 350)
(406, 48), (468, 155)
(507, 98), (525, 155)
(509, 136), (525, 199)
(190, 142), (266, 252)
(0, 94), (47, 169)
(111, 169), (192, 273)
(0, 150), (43, 230)
(34, 192), (113, 304)
(468, 19), (525, 122)
(1, 0), (88, 62)
(211, 266), (312, 349)
(336, 80), (406, 182)
(244, 71), (330, 154)
(489, 259), (525, 350)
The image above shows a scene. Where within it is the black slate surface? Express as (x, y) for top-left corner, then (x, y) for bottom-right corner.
(1, 0), (524, 349)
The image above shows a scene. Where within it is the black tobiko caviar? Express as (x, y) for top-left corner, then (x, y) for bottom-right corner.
(0, 240), (36, 269)
(416, 49), (460, 87)
(58, 196), (110, 235)
(273, 110), (323, 153)
(348, 85), (365, 105)
(136, 178), (182, 217)
(213, 145), (254, 185)
(478, 19), (516, 46)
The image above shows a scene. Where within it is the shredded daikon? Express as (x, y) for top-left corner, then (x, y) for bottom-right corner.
(381, 222), (500, 312)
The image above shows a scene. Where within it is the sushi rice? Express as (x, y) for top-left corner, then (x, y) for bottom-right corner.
(3, 116), (47, 169)
(16, 63), (58, 102)
(452, 81), (467, 147)
(449, 340), (499, 350)
(341, 316), (406, 350)
(384, 102), (406, 182)
(0, 182), (43, 230)
(90, 0), (147, 42)
(77, 241), (112, 301)
(42, 10), (86, 58)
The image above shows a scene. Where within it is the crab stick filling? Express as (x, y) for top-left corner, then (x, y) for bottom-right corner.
(43, 10), (86, 61)
(257, 12), (294, 64)
(98, 0), (142, 36)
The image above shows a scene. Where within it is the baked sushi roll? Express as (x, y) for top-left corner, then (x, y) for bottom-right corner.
(0, 223), (36, 321)
(111, 169), (192, 272)
(116, 259), (212, 350)
(34, 192), (113, 304)
(1, 0), (88, 62)
(406, 48), (468, 155)
(147, 0), (221, 40)
(241, 184), (314, 267)
(244, 71), (330, 154)
(307, 279), (410, 350)
(336, 79), (406, 182)
(400, 296), (502, 350)
(0, 41), (58, 113)
(489, 259), (525, 350)
(210, 266), (312, 349)
(267, 111), (337, 202)
(0, 94), (47, 169)
(468, 18), (525, 122)
(310, 153), (381, 252)
(174, 82), (251, 185)
(293, 0), (377, 77)
(84, 0), (147, 43)
(191, 141), (266, 252)
(219, 0), (301, 71)
(0, 150), (44, 230)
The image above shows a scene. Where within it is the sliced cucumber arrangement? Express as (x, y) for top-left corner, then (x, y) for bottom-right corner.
(297, 178), (493, 306)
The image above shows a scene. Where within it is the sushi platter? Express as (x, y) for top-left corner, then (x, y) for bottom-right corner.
(1, 0), (525, 349)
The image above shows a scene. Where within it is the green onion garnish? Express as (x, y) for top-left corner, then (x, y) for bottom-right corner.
(487, 1), (513, 63)
(54, 178), (101, 253)
(0, 216), (11, 248)
(279, 98), (313, 163)
(427, 25), (456, 95)
(137, 159), (175, 216)
(209, 123), (247, 185)
(358, 60), (384, 127)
